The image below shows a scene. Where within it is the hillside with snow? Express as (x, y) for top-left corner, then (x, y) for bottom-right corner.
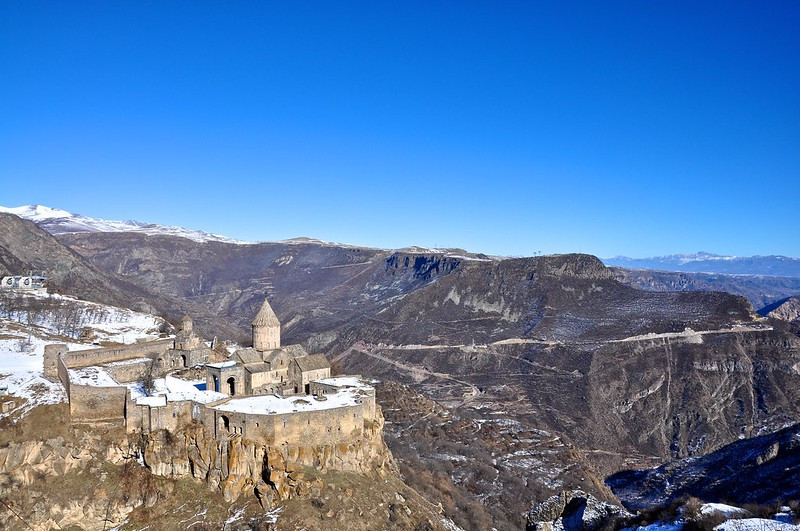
(0, 290), (171, 417)
(0, 204), (247, 244)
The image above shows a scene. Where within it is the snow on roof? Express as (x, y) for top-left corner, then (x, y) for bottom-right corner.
(207, 360), (237, 369)
(163, 375), (227, 404)
(128, 375), (227, 406)
(68, 366), (119, 387)
(213, 387), (367, 416)
(137, 396), (167, 407)
(314, 376), (372, 390)
(105, 357), (151, 367)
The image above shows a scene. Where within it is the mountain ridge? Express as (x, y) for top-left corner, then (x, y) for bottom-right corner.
(604, 253), (800, 277)
(0, 204), (246, 244)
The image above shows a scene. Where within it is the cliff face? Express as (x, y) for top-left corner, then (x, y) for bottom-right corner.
(769, 295), (800, 323)
(0, 405), (441, 530)
(141, 406), (395, 505)
(583, 329), (800, 464)
(0, 430), (154, 530)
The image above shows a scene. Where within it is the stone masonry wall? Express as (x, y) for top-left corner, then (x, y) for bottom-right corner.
(104, 359), (152, 383)
(57, 355), (70, 399)
(64, 339), (174, 369)
(213, 398), (376, 447)
(44, 343), (69, 380)
(68, 384), (127, 423)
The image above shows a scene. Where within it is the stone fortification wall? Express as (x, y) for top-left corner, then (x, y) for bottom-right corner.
(57, 355), (70, 399)
(44, 344), (69, 380)
(64, 339), (174, 369)
(213, 399), (377, 447)
(69, 383), (127, 423)
(104, 359), (152, 383)
(134, 401), (193, 433)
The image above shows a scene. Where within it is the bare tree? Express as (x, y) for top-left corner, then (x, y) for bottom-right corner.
(139, 353), (160, 396)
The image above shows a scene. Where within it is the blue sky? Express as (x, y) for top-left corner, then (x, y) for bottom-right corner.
(1, 2), (798, 257)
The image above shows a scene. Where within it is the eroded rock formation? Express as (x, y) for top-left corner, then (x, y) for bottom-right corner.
(140, 406), (395, 506)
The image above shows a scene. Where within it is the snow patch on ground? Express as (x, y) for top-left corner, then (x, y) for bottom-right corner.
(440, 517), (464, 531)
(701, 503), (749, 518)
(715, 518), (798, 530)
(621, 523), (683, 531)
(0, 290), (166, 343)
(0, 333), (75, 415)
(263, 506), (282, 524)
(0, 293), (170, 417)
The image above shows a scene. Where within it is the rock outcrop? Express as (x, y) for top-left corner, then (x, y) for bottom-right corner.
(526, 489), (629, 530)
(141, 406), (395, 506)
(769, 295), (800, 323)
(608, 421), (800, 511)
(0, 431), (159, 530)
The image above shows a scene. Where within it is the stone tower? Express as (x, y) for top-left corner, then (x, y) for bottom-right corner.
(175, 315), (202, 350)
(252, 297), (280, 351)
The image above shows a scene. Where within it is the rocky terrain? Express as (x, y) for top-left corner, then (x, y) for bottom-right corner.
(768, 295), (800, 324)
(608, 421), (800, 511)
(0, 405), (451, 530)
(0, 213), (181, 318)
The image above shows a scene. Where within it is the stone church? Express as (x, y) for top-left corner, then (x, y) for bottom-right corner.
(205, 298), (330, 396)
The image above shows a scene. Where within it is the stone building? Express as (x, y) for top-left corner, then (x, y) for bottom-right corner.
(163, 315), (216, 369)
(205, 299), (330, 397)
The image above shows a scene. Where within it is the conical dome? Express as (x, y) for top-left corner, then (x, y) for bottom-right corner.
(252, 298), (280, 327)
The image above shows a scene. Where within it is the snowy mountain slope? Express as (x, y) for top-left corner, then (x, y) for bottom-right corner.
(0, 291), (171, 417)
(0, 204), (247, 244)
(603, 252), (800, 277)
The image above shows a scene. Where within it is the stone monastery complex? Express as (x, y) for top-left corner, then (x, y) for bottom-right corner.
(43, 297), (377, 446)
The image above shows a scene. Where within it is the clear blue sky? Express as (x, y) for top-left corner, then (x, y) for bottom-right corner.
(1, 2), (798, 257)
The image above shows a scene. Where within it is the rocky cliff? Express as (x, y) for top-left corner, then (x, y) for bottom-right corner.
(141, 408), (395, 506)
(769, 295), (800, 324)
(0, 404), (449, 530)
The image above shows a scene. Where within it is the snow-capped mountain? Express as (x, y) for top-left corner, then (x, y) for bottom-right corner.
(0, 204), (247, 244)
(603, 252), (800, 277)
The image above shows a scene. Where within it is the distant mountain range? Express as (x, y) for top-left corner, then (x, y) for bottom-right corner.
(0, 204), (246, 244)
(603, 252), (800, 277)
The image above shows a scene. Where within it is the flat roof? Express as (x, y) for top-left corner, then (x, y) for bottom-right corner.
(212, 386), (370, 416)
